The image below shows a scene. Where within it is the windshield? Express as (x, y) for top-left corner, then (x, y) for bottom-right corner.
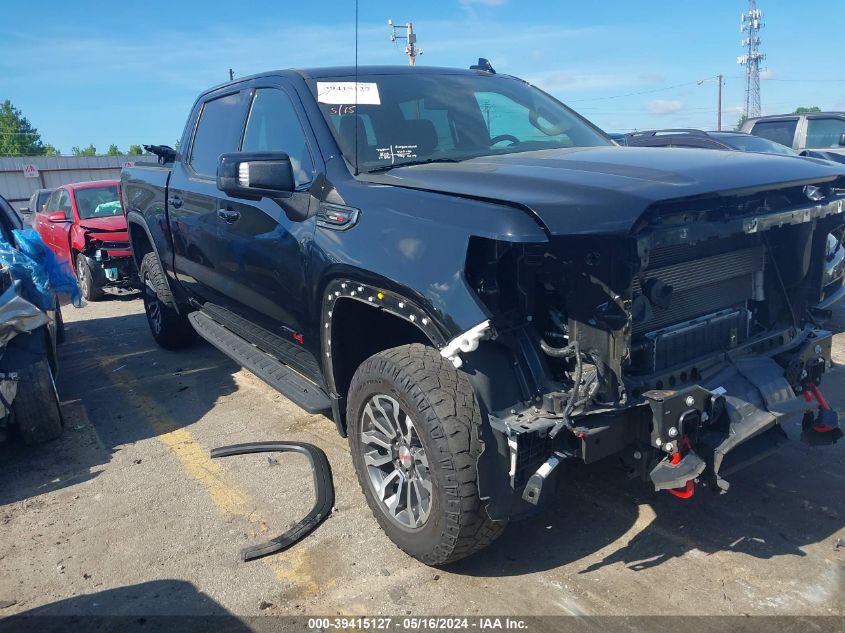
(74, 186), (121, 220)
(711, 133), (797, 156)
(308, 72), (611, 172)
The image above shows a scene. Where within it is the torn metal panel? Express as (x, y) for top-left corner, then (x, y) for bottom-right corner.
(700, 356), (808, 492)
(0, 282), (50, 346)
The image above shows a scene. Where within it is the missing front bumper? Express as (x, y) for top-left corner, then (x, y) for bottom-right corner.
(646, 334), (831, 494)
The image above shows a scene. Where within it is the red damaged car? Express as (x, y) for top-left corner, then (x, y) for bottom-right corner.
(35, 180), (137, 300)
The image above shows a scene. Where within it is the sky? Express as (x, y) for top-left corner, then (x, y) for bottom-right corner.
(1, 0), (844, 154)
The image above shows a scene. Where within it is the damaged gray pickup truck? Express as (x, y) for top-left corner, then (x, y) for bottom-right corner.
(122, 64), (845, 565)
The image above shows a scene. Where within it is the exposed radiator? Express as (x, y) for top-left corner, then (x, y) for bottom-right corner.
(632, 243), (765, 336)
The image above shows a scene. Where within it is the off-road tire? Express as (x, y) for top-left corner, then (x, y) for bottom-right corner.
(3, 328), (64, 445)
(347, 343), (505, 565)
(76, 253), (104, 301)
(139, 252), (196, 350)
(14, 357), (63, 444)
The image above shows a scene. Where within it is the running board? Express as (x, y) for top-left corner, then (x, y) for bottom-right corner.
(188, 311), (331, 414)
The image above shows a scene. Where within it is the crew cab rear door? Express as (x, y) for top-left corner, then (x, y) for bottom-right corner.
(168, 88), (250, 305)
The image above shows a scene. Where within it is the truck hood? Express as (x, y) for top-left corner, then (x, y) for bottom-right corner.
(362, 146), (845, 235)
(78, 215), (127, 233)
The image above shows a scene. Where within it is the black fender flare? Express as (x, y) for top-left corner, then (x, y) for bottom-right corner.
(125, 210), (163, 268)
(210, 441), (334, 561)
(320, 277), (448, 396)
(125, 211), (184, 311)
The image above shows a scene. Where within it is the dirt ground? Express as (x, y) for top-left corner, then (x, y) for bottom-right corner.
(0, 293), (842, 623)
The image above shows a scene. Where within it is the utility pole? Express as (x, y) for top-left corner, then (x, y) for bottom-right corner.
(697, 74), (724, 130)
(737, 0), (765, 119)
(717, 74), (723, 130)
(388, 20), (422, 65)
(228, 68), (234, 81)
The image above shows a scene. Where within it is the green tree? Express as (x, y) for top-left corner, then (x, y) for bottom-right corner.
(106, 143), (121, 155)
(42, 144), (61, 156)
(71, 144), (97, 156)
(794, 106), (821, 114)
(127, 144), (143, 155)
(734, 113), (748, 131)
(0, 100), (45, 156)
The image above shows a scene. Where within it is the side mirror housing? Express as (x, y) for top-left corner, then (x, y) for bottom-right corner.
(19, 207), (30, 214)
(48, 211), (70, 223)
(217, 152), (295, 201)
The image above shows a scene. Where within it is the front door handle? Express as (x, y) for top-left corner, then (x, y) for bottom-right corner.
(168, 196), (183, 209)
(217, 208), (240, 223)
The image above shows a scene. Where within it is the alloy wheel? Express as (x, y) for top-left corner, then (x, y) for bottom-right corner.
(77, 258), (88, 297)
(360, 394), (432, 529)
(144, 272), (162, 334)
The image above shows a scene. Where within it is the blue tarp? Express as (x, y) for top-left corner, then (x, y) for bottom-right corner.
(0, 229), (81, 310)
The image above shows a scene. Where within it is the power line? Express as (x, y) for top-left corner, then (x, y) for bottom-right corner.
(567, 81), (701, 102)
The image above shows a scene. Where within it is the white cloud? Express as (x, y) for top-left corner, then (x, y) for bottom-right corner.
(647, 99), (684, 115)
(760, 68), (776, 80)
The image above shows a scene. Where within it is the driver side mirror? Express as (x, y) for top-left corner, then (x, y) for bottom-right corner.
(217, 152), (295, 201)
(48, 211), (70, 223)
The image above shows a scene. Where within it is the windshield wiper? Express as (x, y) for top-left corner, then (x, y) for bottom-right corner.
(365, 157), (462, 173)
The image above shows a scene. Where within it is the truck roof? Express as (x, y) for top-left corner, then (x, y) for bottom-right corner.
(746, 111), (845, 122)
(201, 65), (506, 96)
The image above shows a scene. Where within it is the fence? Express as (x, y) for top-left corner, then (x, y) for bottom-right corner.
(0, 155), (138, 210)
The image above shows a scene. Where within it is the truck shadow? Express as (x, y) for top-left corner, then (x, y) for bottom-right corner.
(0, 311), (240, 506)
(0, 579), (252, 632)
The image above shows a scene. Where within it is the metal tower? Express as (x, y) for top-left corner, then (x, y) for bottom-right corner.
(737, 0), (766, 118)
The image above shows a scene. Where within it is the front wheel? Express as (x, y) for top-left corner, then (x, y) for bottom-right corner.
(347, 343), (505, 565)
(76, 253), (104, 302)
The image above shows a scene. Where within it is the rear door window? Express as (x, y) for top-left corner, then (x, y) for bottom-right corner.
(44, 190), (61, 214)
(749, 119), (798, 148)
(805, 117), (845, 148)
(189, 92), (245, 178)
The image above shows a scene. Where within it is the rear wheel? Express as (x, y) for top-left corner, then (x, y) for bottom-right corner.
(14, 357), (63, 444)
(2, 327), (63, 444)
(347, 343), (505, 565)
(76, 253), (103, 301)
(139, 252), (196, 349)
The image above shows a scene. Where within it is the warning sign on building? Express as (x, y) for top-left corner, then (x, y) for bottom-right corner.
(22, 164), (39, 178)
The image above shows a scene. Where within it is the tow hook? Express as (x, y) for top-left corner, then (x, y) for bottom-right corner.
(802, 384), (843, 445)
(648, 435), (705, 496)
(666, 436), (695, 499)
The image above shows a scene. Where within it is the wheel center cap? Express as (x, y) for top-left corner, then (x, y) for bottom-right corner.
(398, 445), (412, 469)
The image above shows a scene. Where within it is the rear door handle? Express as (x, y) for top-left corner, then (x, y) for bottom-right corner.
(217, 208), (240, 223)
(168, 196), (183, 209)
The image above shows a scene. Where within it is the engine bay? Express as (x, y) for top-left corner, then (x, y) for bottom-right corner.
(465, 181), (845, 518)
